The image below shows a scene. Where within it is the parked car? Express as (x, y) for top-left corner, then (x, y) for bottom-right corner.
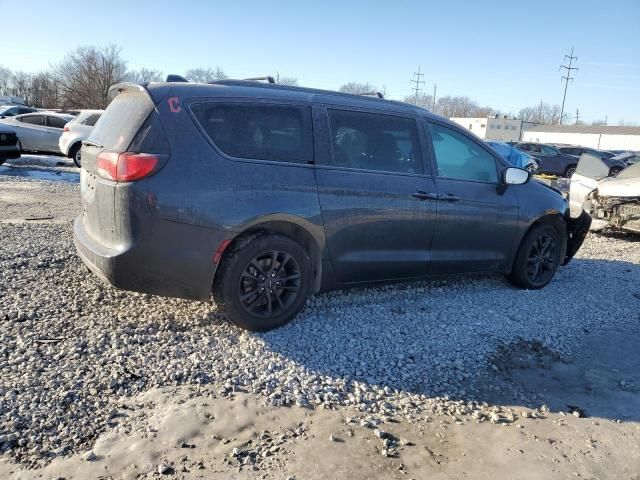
(0, 124), (20, 165)
(0, 112), (75, 154)
(74, 79), (591, 331)
(570, 154), (640, 234)
(59, 109), (103, 167)
(515, 142), (580, 178)
(556, 146), (626, 175)
(611, 152), (640, 166)
(485, 141), (538, 172)
(0, 105), (38, 118)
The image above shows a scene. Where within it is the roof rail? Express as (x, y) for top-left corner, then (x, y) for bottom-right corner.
(357, 91), (384, 99)
(166, 74), (189, 83)
(243, 76), (276, 84)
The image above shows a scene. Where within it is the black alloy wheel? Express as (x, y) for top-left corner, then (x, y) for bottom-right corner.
(507, 224), (562, 290)
(238, 250), (302, 318)
(213, 233), (312, 331)
(524, 233), (558, 286)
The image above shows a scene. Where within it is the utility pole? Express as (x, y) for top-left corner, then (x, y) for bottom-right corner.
(604, 115), (608, 125)
(538, 99), (544, 123)
(559, 47), (578, 125)
(410, 67), (425, 105)
(432, 83), (437, 111)
(574, 108), (580, 125)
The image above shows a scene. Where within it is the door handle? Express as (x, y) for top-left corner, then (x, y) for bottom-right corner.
(412, 191), (439, 201)
(439, 193), (461, 202)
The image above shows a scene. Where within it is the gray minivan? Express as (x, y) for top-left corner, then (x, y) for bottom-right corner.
(74, 79), (591, 331)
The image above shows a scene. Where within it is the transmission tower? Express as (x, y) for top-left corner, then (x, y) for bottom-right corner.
(574, 108), (580, 125)
(410, 67), (425, 105)
(559, 47), (578, 125)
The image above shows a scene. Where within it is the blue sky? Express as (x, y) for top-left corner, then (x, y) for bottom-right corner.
(1, 0), (638, 123)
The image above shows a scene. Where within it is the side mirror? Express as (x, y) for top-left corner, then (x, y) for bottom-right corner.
(503, 167), (530, 185)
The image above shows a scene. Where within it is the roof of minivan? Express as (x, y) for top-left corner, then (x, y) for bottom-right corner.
(144, 80), (443, 121)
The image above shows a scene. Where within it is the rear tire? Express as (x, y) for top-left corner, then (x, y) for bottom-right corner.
(563, 165), (577, 178)
(508, 225), (562, 289)
(213, 234), (313, 331)
(69, 144), (82, 168)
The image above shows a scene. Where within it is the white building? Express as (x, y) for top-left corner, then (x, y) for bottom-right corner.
(0, 96), (26, 106)
(450, 116), (538, 142)
(522, 125), (640, 151)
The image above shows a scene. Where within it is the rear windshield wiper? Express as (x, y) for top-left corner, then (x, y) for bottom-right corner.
(82, 140), (104, 148)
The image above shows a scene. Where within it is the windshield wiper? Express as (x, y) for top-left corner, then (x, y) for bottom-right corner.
(82, 140), (104, 148)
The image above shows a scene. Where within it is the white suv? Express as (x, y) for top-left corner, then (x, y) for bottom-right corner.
(59, 109), (103, 167)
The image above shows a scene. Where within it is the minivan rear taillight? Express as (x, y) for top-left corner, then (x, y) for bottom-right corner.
(97, 151), (158, 182)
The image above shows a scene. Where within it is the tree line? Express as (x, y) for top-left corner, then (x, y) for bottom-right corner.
(0, 45), (620, 125)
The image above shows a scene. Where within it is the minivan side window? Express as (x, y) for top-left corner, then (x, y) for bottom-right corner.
(191, 103), (312, 163)
(427, 123), (498, 183)
(540, 145), (558, 155)
(327, 109), (421, 174)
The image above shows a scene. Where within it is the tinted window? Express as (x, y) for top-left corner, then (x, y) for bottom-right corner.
(82, 113), (101, 126)
(327, 109), (421, 174)
(518, 143), (532, 151)
(47, 116), (68, 129)
(191, 103), (311, 163)
(427, 123), (498, 182)
(540, 145), (557, 155)
(18, 114), (43, 126)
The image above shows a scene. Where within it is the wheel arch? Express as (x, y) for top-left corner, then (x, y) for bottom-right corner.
(67, 140), (82, 158)
(214, 216), (325, 294)
(510, 213), (568, 273)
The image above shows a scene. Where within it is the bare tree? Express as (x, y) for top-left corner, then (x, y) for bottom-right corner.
(518, 102), (568, 124)
(277, 76), (299, 86)
(339, 82), (377, 94)
(403, 93), (434, 109)
(0, 66), (12, 96)
(126, 68), (163, 83)
(29, 71), (59, 108)
(53, 45), (128, 109)
(590, 119), (607, 126)
(434, 96), (496, 118)
(185, 67), (227, 83)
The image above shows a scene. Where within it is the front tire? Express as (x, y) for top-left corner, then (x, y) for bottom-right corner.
(508, 225), (562, 289)
(213, 234), (313, 331)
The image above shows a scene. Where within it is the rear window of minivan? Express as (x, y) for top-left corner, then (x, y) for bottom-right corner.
(191, 103), (312, 163)
(88, 91), (154, 151)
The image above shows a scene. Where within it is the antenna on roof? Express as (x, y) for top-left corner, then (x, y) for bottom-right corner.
(357, 91), (384, 99)
(166, 74), (189, 83)
(243, 76), (276, 84)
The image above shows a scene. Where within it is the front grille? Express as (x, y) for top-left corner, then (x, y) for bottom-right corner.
(0, 132), (17, 146)
(619, 203), (640, 217)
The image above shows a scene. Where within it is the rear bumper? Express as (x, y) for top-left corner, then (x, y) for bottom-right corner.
(74, 215), (232, 300)
(562, 210), (592, 265)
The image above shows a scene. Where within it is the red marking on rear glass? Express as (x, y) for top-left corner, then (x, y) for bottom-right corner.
(168, 97), (181, 113)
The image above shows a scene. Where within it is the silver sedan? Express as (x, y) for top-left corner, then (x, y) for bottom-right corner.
(0, 112), (75, 153)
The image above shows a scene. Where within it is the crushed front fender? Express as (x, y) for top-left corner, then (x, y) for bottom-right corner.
(563, 210), (592, 265)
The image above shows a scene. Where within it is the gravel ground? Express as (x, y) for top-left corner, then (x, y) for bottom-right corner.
(1, 171), (639, 469)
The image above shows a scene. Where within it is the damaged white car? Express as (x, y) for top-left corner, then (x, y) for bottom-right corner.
(570, 154), (640, 234)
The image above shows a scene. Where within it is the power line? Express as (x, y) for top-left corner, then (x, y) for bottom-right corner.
(410, 66), (425, 105)
(559, 47), (578, 125)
